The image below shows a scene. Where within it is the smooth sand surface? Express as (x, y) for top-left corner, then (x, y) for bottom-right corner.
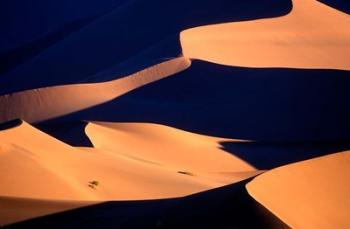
(1, 0), (349, 226)
(247, 151), (350, 229)
(85, 122), (257, 183)
(0, 57), (190, 124)
(181, 0), (350, 70)
(0, 120), (260, 225)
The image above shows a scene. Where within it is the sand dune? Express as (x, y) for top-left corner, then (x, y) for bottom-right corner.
(1, 0), (349, 227)
(69, 59), (350, 141)
(85, 122), (257, 182)
(247, 151), (350, 228)
(6, 181), (288, 229)
(0, 120), (260, 225)
(0, 0), (291, 95)
(181, 0), (350, 69)
(0, 0), (124, 54)
(0, 57), (190, 123)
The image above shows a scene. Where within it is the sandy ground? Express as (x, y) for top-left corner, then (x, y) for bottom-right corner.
(0, 121), (260, 225)
(1, 0), (349, 227)
(247, 151), (350, 229)
(181, 0), (350, 70)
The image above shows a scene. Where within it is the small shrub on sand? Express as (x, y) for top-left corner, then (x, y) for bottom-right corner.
(88, 180), (99, 189)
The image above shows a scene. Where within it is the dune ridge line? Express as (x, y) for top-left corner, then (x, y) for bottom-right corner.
(0, 57), (191, 123)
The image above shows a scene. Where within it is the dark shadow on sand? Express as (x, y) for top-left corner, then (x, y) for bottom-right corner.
(220, 141), (350, 170)
(37, 121), (93, 147)
(0, 0), (128, 74)
(44, 60), (350, 142)
(0, 15), (104, 75)
(4, 179), (289, 229)
(318, 0), (350, 14)
(0, 119), (23, 131)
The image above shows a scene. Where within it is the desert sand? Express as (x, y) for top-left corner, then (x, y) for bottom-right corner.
(1, 0), (350, 227)
(181, 0), (350, 69)
(0, 57), (190, 123)
(0, 120), (260, 225)
(247, 151), (350, 229)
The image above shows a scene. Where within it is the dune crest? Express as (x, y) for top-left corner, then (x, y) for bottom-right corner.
(0, 57), (190, 124)
(181, 0), (350, 70)
(85, 122), (256, 177)
(247, 151), (350, 228)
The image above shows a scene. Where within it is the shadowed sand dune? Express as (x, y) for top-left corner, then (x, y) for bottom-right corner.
(181, 0), (350, 69)
(0, 0), (126, 53)
(0, 57), (190, 123)
(0, 120), (261, 225)
(50, 60), (350, 141)
(0, 0), (128, 74)
(0, 197), (95, 227)
(247, 151), (350, 228)
(5, 180), (288, 229)
(4, 180), (288, 229)
(220, 140), (350, 170)
(318, 0), (350, 14)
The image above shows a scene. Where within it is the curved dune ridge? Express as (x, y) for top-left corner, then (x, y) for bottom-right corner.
(1, 0), (350, 227)
(0, 120), (261, 225)
(1, 0), (349, 125)
(0, 1), (349, 126)
(0, 57), (190, 123)
(181, 0), (350, 69)
(0, 0), (292, 95)
(247, 151), (350, 229)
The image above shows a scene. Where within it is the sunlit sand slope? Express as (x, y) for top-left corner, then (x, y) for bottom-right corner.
(0, 120), (260, 225)
(85, 122), (258, 183)
(1, 0), (349, 227)
(0, 57), (190, 123)
(247, 151), (350, 228)
(181, 0), (350, 69)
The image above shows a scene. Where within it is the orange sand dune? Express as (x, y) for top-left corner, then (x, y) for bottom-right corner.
(85, 122), (257, 183)
(0, 57), (190, 124)
(247, 151), (350, 228)
(181, 0), (350, 70)
(0, 120), (260, 225)
(2, 0), (349, 226)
